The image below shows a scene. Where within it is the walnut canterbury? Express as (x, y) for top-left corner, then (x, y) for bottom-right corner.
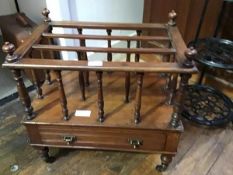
(2, 9), (197, 172)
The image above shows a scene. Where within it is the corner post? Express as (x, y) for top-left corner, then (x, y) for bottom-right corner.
(42, 8), (52, 84)
(170, 47), (197, 128)
(165, 10), (178, 101)
(2, 42), (34, 120)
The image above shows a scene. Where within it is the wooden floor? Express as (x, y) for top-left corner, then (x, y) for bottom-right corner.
(0, 74), (232, 175)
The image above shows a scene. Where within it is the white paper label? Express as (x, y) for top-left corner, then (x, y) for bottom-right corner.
(75, 110), (91, 117)
(88, 61), (103, 66)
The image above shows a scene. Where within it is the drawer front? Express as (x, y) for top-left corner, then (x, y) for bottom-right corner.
(26, 125), (176, 153)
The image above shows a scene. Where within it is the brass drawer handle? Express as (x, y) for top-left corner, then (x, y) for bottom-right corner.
(63, 136), (76, 145)
(128, 138), (143, 149)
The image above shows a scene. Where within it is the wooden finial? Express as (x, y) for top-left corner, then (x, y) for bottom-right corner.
(2, 42), (18, 63)
(42, 8), (51, 22)
(184, 47), (197, 68)
(168, 10), (177, 26)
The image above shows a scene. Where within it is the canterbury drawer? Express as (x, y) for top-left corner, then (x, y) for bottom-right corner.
(25, 125), (180, 153)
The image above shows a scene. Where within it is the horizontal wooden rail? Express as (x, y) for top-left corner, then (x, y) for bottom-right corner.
(3, 59), (198, 73)
(42, 33), (170, 42)
(32, 44), (176, 54)
(50, 21), (167, 30)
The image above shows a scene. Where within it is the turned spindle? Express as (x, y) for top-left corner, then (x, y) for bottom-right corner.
(78, 28), (89, 86)
(183, 47), (197, 68)
(42, 8), (51, 23)
(79, 70), (86, 101)
(170, 73), (191, 128)
(168, 10), (177, 26)
(28, 51), (43, 99)
(134, 73), (144, 124)
(125, 40), (131, 103)
(40, 50), (52, 84)
(2, 42), (34, 120)
(106, 29), (112, 62)
(96, 71), (104, 122)
(76, 50), (85, 100)
(166, 73), (178, 105)
(135, 30), (142, 62)
(76, 51), (86, 100)
(54, 70), (69, 120)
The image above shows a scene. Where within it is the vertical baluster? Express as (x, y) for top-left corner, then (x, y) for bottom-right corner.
(170, 48), (197, 127)
(31, 70), (43, 99)
(40, 50), (52, 84)
(54, 70), (69, 120)
(28, 50), (43, 99)
(106, 29), (112, 61)
(76, 51), (86, 100)
(135, 30), (142, 62)
(134, 73), (144, 124)
(96, 71), (104, 122)
(78, 28), (89, 86)
(166, 73), (178, 105)
(125, 40), (131, 103)
(2, 42), (34, 120)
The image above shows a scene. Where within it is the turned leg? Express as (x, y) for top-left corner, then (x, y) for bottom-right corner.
(36, 147), (55, 163)
(156, 154), (173, 172)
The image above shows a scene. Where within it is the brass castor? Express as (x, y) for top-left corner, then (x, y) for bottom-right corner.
(156, 154), (172, 172)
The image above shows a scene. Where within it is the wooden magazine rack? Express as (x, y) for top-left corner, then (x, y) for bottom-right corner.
(2, 9), (197, 172)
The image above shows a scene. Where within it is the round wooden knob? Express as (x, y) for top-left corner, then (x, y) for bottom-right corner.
(2, 42), (18, 63)
(185, 47), (197, 58)
(42, 8), (51, 22)
(168, 10), (177, 26)
(2, 42), (15, 55)
(184, 47), (197, 68)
